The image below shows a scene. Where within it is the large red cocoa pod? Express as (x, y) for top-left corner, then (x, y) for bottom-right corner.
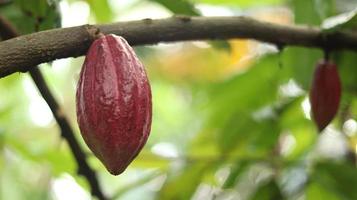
(309, 60), (341, 132)
(76, 34), (152, 175)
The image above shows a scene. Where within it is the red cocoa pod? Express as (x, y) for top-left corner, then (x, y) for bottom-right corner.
(309, 60), (341, 132)
(76, 34), (152, 175)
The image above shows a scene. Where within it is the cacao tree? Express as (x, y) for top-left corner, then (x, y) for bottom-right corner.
(1, 0), (357, 200)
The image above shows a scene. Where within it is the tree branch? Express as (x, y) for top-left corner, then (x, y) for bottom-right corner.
(0, 15), (17, 40)
(1, 16), (357, 78)
(0, 15), (108, 200)
(28, 68), (107, 200)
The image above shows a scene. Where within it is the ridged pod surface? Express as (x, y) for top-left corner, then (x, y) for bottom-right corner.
(76, 34), (152, 175)
(309, 60), (341, 132)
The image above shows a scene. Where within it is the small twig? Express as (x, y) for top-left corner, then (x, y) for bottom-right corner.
(28, 68), (107, 200)
(0, 15), (108, 200)
(0, 15), (18, 40)
(0, 0), (12, 6)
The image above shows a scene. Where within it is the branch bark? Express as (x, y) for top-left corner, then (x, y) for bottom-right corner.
(1, 16), (357, 78)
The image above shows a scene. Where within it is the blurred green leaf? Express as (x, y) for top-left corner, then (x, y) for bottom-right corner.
(150, 79), (200, 148)
(2, 154), (51, 200)
(206, 55), (281, 122)
(209, 40), (232, 52)
(311, 161), (357, 200)
(113, 171), (163, 199)
(0, 0), (60, 33)
(334, 51), (357, 92)
(130, 151), (171, 170)
(251, 180), (283, 200)
(223, 161), (250, 188)
(158, 163), (208, 200)
(306, 182), (340, 200)
(5, 129), (76, 176)
(150, 0), (200, 15)
(204, 56), (281, 153)
(282, 47), (322, 89)
(0, 3), (36, 34)
(314, 0), (336, 21)
(15, 0), (48, 17)
(194, 0), (283, 7)
(86, 0), (114, 22)
(278, 96), (317, 159)
(218, 114), (279, 154)
(323, 8), (357, 32)
(290, 0), (322, 25)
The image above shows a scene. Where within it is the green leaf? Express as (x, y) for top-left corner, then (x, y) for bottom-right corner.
(282, 47), (322, 90)
(223, 161), (250, 188)
(5, 132), (76, 175)
(332, 51), (357, 123)
(251, 180), (284, 200)
(158, 163), (208, 200)
(278, 96), (317, 159)
(2, 160), (51, 200)
(86, 0), (114, 22)
(150, 0), (200, 15)
(203, 56), (282, 153)
(209, 40), (232, 52)
(314, 0), (336, 21)
(311, 161), (357, 200)
(0, 0), (60, 33)
(206, 55), (281, 121)
(323, 8), (357, 32)
(218, 113), (279, 154)
(334, 51), (357, 92)
(194, 0), (283, 7)
(290, 0), (322, 25)
(129, 151), (171, 170)
(306, 182), (340, 200)
(112, 171), (163, 199)
(0, 3), (37, 33)
(15, 0), (49, 17)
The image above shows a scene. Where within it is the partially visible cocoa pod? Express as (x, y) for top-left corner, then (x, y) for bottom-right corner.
(76, 34), (152, 175)
(309, 60), (341, 132)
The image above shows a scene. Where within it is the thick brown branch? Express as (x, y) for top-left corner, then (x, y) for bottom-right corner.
(0, 15), (108, 200)
(1, 16), (357, 78)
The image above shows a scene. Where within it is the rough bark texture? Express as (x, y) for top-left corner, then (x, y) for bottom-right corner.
(1, 16), (357, 78)
(0, 25), (99, 77)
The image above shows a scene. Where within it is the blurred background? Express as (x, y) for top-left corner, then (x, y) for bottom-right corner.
(1, 0), (357, 199)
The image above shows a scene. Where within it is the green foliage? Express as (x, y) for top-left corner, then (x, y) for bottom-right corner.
(194, 0), (283, 7)
(306, 182), (340, 200)
(282, 47), (322, 90)
(158, 163), (209, 200)
(251, 180), (283, 200)
(1, 0), (357, 200)
(150, 0), (200, 15)
(323, 7), (357, 32)
(311, 161), (357, 200)
(223, 161), (250, 189)
(86, 0), (114, 22)
(0, 0), (60, 33)
(290, 0), (322, 25)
